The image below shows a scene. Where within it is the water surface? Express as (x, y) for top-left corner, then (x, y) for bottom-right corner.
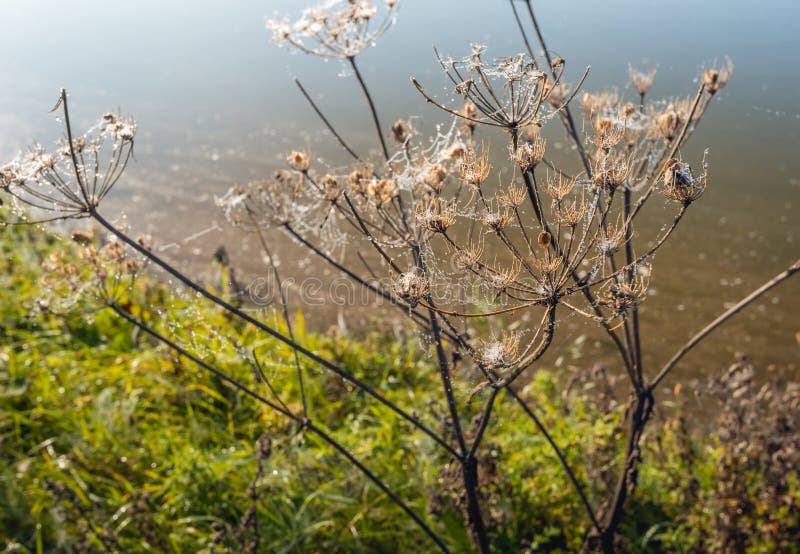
(1, 0), (797, 381)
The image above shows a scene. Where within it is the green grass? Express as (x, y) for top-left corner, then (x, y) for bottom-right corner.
(1, 218), (797, 553)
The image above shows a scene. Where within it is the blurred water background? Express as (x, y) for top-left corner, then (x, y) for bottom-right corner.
(1, 0), (797, 380)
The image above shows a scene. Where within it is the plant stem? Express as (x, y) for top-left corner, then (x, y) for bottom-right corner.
(508, 0), (536, 62)
(349, 56), (390, 162)
(649, 259), (800, 391)
(509, 389), (601, 534)
(294, 77), (363, 162)
(521, 1), (592, 177)
(108, 303), (450, 553)
(91, 209), (458, 458)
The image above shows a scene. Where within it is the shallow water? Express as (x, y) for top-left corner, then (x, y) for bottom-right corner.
(1, 0), (797, 382)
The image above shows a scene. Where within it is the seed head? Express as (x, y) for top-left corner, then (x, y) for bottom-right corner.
(459, 148), (491, 186)
(443, 141), (467, 160)
(287, 150), (311, 172)
(513, 138), (546, 172)
(581, 91), (620, 119)
(537, 231), (552, 249)
(620, 102), (637, 119)
(479, 331), (520, 370)
(532, 255), (563, 277)
(455, 240), (484, 271)
(416, 197), (456, 234)
(554, 198), (586, 227)
(496, 183), (526, 208)
(393, 269), (429, 307)
(702, 58), (733, 95)
(70, 230), (94, 245)
(267, 0), (398, 60)
(599, 274), (649, 315)
(591, 117), (626, 150)
(481, 208), (512, 232)
(545, 174), (576, 200)
(421, 164), (448, 192)
(136, 235), (154, 250)
(629, 66), (656, 97)
(1, 91), (136, 219)
(655, 106), (682, 141)
(592, 153), (630, 190)
(486, 262), (521, 291)
(348, 168), (366, 193)
(391, 119), (412, 144)
(322, 174), (342, 201)
(596, 222), (627, 257)
(662, 157), (707, 204)
(366, 178), (398, 207)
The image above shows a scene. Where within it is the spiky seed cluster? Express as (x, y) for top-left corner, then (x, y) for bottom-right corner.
(459, 148), (491, 186)
(266, 0), (399, 60)
(662, 158), (707, 204)
(393, 269), (429, 307)
(592, 117), (626, 150)
(702, 59), (733, 95)
(479, 331), (520, 370)
(287, 150), (311, 172)
(391, 119), (413, 144)
(545, 174), (576, 200)
(596, 223), (627, 257)
(416, 198), (456, 234)
(455, 241), (484, 271)
(629, 66), (656, 97)
(554, 198), (586, 227)
(513, 138), (546, 172)
(532, 255), (563, 277)
(481, 208), (512, 232)
(598, 274), (648, 315)
(655, 106), (682, 141)
(0, 104), (136, 219)
(592, 153), (630, 190)
(365, 178), (399, 207)
(322, 174), (342, 201)
(496, 183), (526, 208)
(486, 263), (521, 291)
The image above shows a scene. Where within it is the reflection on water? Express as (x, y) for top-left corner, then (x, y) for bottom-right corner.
(1, 0), (797, 379)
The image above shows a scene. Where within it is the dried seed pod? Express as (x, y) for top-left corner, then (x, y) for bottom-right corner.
(391, 119), (412, 143)
(537, 231), (552, 249)
(393, 269), (429, 307)
(629, 66), (656, 97)
(459, 148), (491, 186)
(702, 58), (733, 94)
(662, 158), (707, 204)
(416, 198), (456, 234)
(421, 164), (447, 192)
(655, 107), (682, 141)
(287, 150), (311, 172)
(322, 174), (342, 201)
(513, 138), (546, 172)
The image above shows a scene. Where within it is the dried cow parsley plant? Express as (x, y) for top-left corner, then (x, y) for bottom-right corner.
(0, 90), (135, 222)
(267, 0), (399, 60)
